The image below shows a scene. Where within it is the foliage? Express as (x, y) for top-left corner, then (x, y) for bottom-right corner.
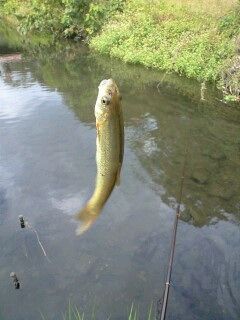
(84, 0), (124, 36)
(220, 55), (240, 99)
(224, 94), (240, 102)
(0, 0), (125, 37)
(0, 0), (62, 35)
(91, 0), (239, 83)
(218, 6), (240, 37)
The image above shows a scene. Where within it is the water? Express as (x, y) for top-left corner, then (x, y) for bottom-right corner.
(0, 25), (240, 320)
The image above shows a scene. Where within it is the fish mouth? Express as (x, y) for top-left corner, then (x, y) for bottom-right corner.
(98, 79), (119, 105)
(99, 78), (114, 88)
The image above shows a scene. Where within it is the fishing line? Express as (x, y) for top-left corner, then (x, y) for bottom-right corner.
(19, 215), (51, 262)
(26, 221), (51, 263)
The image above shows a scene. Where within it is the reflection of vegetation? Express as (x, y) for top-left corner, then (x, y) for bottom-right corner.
(0, 20), (57, 55)
(1, 20), (234, 112)
(89, 53), (238, 111)
(0, 20), (22, 52)
(126, 102), (240, 226)
(33, 48), (240, 118)
(1, 24), (240, 227)
(34, 55), (240, 227)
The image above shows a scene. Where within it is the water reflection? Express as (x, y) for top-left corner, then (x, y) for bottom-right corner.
(127, 103), (240, 226)
(0, 24), (240, 320)
(18, 51), (239, 227)
(0, 187), (7, 225)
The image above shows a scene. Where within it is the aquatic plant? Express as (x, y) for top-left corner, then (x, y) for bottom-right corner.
(39, 302), (154, 320)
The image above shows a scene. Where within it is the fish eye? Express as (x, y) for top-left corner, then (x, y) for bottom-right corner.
(101, 96), (110, 105)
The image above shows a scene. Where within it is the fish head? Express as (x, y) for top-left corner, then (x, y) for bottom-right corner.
(95, 79), (121, 119)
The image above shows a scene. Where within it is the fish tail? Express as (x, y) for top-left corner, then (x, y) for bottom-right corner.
(75, 202), (101, 236)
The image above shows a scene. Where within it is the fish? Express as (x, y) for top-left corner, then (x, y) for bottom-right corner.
(75, 79), (124, 235)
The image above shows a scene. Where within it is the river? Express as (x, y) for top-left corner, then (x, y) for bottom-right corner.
(0, 24), (239, 320)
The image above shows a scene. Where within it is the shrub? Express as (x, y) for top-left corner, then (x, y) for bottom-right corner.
(91, 0), (239, 83)
(0, 0), (125, 38)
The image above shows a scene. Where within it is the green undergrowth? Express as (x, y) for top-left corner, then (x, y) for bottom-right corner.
(90, 0), (240, 98)
(0, 0), (125, 38)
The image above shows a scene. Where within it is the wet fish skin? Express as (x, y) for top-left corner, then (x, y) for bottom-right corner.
(75, 79), (124, 235)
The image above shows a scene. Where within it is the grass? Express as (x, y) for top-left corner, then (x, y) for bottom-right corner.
(128, 303), (153, 320)
(91, 0), (238, 80)
(167, 0), (238, 17)
(90, 0), (240, 98)
(40, 302), (154, 320)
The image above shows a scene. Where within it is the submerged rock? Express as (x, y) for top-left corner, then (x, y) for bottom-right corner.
(203, 146), (226, 161)
(208, 180), (238, 200)
(134, 232), (161, 263)
(191, 167), (210, 185)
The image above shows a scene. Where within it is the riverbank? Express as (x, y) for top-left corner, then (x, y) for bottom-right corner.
(0, 0), (239, 102)
(91, 0), (240, 102)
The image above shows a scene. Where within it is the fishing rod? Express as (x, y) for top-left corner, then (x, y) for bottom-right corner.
(158, 148), (188, 320)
